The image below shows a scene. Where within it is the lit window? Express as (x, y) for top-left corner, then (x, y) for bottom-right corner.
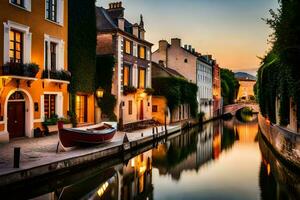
(9, 29), (23, 63)
(139, 46), (146, 59)
(138, 68), (146, 89)
(124, 39), (132, 55)
(44, 94), (56, 119)
(123, 65), (131, 86)
(76, 95), (88, 123)
(46, 0), (57, 22)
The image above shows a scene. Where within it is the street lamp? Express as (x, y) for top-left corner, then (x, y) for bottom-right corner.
(96, 87), (104, 99)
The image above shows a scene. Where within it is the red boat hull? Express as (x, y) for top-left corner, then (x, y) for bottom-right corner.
(59, 127), (116, 148)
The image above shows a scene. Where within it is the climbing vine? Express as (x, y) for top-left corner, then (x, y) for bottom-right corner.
(96, 55), (117, 120)
(152, 77), (198, 118)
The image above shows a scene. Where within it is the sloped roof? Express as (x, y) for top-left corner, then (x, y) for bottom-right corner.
(152, 62), (185, 78)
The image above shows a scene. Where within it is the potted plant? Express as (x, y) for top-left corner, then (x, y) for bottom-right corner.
(23, 63), (39, 77)
(123, 86), (137, 95)
(144, 87), (155, 95)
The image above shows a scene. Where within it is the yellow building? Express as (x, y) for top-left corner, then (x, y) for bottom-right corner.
(0, 0), (69, 142)
(237, 79), (256, 102)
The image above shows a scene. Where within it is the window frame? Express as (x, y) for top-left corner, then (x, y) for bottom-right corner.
(11, 0), (25, 8)
(46, 0), (58, 22)
(138, 67), (146, 89)
(44, 94), (57, 119)
(124, 39), (133, 55)
(138, 45), (146, 60)
(123, 64), (132, 87)
(9, 29), (24, 64)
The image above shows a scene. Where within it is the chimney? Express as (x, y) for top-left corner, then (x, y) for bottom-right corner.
(118, 18), (125, 31)
(139, 14), (145, 40)
(159, 40), (168, 51)
(132, 24), (139, 38)
(107, 2), (124, 19)
(188, 45), (192, 51)
(171, 38), (181, 47)
(184, 44), (188, 49)
(192, 48), (195, 53)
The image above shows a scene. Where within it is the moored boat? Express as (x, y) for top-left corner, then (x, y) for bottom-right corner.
(58, 122), (117, 148)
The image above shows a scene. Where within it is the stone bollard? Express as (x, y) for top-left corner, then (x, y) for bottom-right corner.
(14, 147), (20, 168)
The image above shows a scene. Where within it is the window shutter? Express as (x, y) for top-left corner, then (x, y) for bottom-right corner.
(56, 94), (63, 117)
(24, 32), (32, 63)
(133, 43), (137, 57)
(41, 95), (45, 120)
(25, 0), (32, 11)
(59, 41), (65, 70)
(3, 23), (10, 64)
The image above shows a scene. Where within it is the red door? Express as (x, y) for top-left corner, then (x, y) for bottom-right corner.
(139, 100), (144, 120)
(8, 102), (25, 138)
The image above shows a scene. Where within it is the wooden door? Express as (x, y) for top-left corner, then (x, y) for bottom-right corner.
(139, 100), (144, 120)
(8, 102), (25, 138)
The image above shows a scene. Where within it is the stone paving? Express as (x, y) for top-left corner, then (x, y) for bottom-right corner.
(0, 124), (179, 176)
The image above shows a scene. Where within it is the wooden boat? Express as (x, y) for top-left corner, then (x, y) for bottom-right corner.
(58, 122), (117, 148)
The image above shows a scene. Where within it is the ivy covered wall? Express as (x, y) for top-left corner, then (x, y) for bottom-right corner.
(68, 0), (97, 113)
(152, 77), (198, 118)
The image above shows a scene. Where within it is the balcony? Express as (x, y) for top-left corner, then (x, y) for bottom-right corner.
(1, 62), (39, 78)
(42, 70), (71, 86)
(0, 63), (39, 87)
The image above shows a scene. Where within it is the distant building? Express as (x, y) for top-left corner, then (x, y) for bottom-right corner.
(151, 61), (190, 124)
(197, 55), (214, 120)
(152, 39), (198, 83)
(212, 62), (222, 117)
(96, 2), (153, 126)
(236, 77), (256, 102)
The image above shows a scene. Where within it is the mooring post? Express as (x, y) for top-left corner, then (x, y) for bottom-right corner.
(14, 147), (20, 168)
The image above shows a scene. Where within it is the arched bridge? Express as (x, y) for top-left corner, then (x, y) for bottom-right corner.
(223, 103), (259, 116)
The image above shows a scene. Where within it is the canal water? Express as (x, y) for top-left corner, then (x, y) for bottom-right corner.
(5, 115), (300, 200)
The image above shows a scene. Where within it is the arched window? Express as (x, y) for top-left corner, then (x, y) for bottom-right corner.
(184, 58), (188, 63)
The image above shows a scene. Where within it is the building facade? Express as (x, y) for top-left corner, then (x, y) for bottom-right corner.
(0, 0), (69, 142)
(152, 39), (198, 84)
(151, 61), (190, 124)
(197, 55), (213, 120)
(96, 2), (152, 125)
(212, 62), (222, 117)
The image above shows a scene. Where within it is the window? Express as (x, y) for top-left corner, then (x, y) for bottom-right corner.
(123, 64), (131, 86)
(50, 42), (57, 71)
(44, 94), (56, 119)
(152, 105), (158, 112)
(11, 0), (24, 7)
(46, 0), (57, 22)
(184, 58), (188, 63)
(76, 95), (88, 123)
(124, 39), (132, 55)
(9, 29), (23, 63)
(138, 68), (146, 89)
(138, 45), (146, 59)
(128, 100), (133, 115)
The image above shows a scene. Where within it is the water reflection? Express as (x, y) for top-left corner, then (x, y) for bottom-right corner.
(7, 115), (300, 200)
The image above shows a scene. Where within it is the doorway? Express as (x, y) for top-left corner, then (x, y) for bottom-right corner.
(139, 100), (144, 120)
(7, 91), (26, 138)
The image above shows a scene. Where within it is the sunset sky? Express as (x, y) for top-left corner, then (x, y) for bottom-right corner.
(96, 0), (279, 75)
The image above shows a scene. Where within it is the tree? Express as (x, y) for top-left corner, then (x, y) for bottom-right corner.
(220, 69), (239, 105)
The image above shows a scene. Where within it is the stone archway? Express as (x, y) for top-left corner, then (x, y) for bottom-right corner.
(4, 89), (34, 139)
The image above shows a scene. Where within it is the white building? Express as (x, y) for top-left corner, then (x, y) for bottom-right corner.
(197, 55), (213, 120)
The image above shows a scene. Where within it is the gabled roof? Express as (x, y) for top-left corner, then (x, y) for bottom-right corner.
(152, 62), (185, 78)
(96, 6), (152, 46)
